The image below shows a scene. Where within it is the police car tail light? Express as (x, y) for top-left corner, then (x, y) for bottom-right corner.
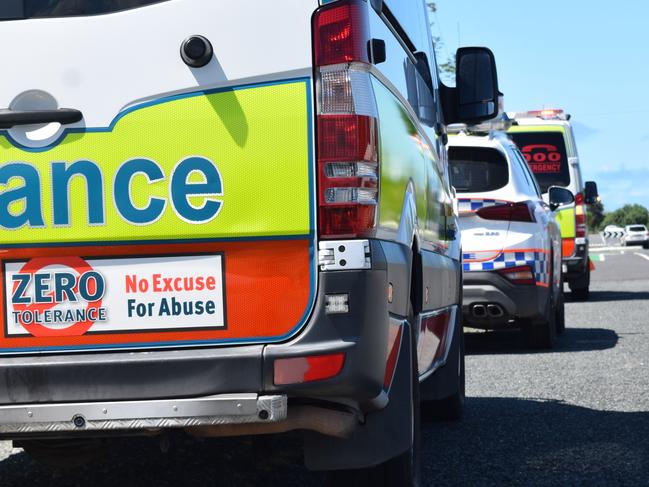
(575, 192), (587, 238)
(476, 201), (536, 223)
(498, 265), (535, 285)
(314, 0), (380, 239)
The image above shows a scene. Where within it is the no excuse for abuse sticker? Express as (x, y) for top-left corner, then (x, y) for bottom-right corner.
(4, 254), (226, 338)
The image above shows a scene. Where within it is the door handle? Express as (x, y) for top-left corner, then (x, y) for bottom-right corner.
(0, 108), (83, 129)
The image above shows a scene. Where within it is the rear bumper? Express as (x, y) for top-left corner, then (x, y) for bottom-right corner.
(462, 271), (549, 328)
(623, 237), (649, 246)
(0, 393), (286, 436)
(563, 238), (588, 278)
(0, 240), (412, 437)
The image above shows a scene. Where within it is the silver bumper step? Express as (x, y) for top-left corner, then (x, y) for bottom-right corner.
(0, 394), (287, 435)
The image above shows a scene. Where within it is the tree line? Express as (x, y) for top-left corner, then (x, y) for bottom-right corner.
(589, 203), (649, 231)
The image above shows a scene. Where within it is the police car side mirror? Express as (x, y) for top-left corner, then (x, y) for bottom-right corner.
(549, 186), (575, 211)
(584, 181), (599, 205)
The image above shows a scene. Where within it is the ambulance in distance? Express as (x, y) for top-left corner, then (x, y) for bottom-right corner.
(508, 110), (599, 300)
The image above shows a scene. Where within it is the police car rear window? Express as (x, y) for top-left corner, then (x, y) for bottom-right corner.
(449, 147), (509, 194)
(509, 132), (570, 192)
(0, 0), (167, 20)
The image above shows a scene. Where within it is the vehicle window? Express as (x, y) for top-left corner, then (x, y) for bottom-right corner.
(448, 147), (509, 193)
(514, 149), (541, 197)
(629, 226), (647, 232)
(0, 0), (168, 20)
(509, 132), (570, 193)
(384, 0), (425, 52)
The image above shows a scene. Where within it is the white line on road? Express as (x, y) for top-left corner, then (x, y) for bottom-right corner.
(635, 253), (649, 262)
(591, 246), (627, 252)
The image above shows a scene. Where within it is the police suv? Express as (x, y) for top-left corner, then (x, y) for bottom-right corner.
(448, 125), (571, 348)
(0, 0), (500, 484)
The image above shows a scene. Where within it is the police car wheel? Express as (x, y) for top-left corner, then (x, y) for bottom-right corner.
(522, 293), (557, 349)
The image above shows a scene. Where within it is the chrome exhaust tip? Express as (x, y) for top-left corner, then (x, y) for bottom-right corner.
(487, 304), (505, 318)
(472, 304), (487, 318)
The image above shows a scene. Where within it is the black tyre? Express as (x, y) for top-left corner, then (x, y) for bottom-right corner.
(327, 321), (422, 487)
(522, 268), (557, 349)
(569, 264), (590, 301)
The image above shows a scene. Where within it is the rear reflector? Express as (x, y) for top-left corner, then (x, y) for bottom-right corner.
(428, 313), (452, 363)
(562, 238), (575, 258)
(274, 353), (345, 385)
(384, 324), (403, 389)
(497, 265), (535, 285)
(476, 201), (536, 223)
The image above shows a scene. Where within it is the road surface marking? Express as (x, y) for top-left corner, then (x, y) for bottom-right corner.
(635, 253), (649, 262)
(591, 246), (627, 252)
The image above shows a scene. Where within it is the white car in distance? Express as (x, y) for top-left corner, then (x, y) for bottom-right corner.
(622, 225), (649, 248)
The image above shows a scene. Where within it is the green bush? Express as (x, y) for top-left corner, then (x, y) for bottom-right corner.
(601, 204), (649, 228)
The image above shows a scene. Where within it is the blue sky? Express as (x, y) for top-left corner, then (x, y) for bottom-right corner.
(434, 0), (649, 210)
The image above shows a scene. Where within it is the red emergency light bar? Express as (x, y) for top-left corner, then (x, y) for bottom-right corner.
(522, 109), (569, 121)
(528, 109), (563, 117)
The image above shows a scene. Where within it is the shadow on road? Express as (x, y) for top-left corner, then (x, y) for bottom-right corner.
(1, 400), (646, 487)
(423, 397), (649, 486)
(578, 290), (649, 302)
(0, 433), (321, 487)
(465, 327), (618, 355)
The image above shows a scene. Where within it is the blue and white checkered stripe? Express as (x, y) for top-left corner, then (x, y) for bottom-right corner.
(458, 198), (509, 214)
(463, 250), (550, 286)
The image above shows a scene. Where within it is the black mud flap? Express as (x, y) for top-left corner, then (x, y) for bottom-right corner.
(419, 307), (462, 402)
(303, 321), (414, 471)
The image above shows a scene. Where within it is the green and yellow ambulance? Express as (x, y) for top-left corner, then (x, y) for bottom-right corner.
(0, 0), (501, 483)
(508, 110), (598, 300)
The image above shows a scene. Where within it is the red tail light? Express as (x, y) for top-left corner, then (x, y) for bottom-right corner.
(476, 201), (537, 223)
(313, 0), (379, 239)
(575, 192), (587, 238)
(498, 265), (535, 285)
(313, 1), (370, 66)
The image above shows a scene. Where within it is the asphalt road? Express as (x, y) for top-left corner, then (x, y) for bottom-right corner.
(1, 247), (648, 486)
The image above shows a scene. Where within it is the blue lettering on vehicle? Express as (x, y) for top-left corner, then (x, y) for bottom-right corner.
(0, 163), (45, 229)
(0, 156), (223, 229)
(11, 271), (106, 305)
